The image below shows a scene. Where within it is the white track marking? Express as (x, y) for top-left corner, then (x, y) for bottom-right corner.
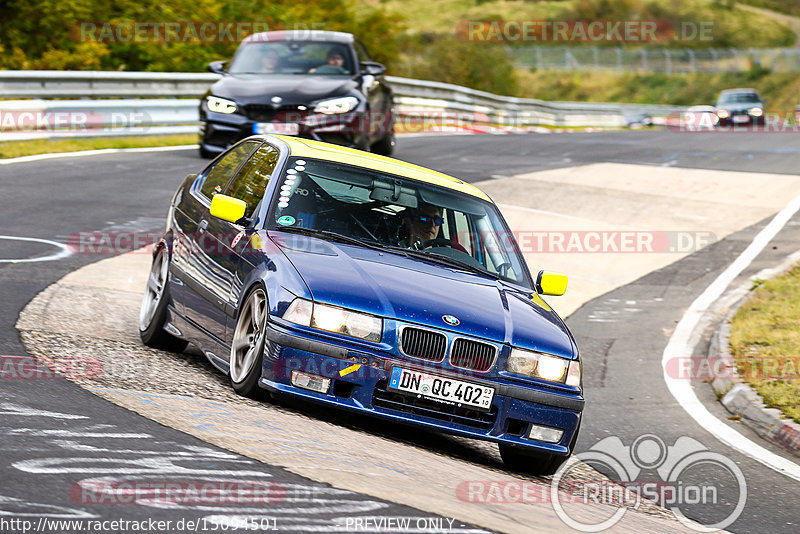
(0, 144), (197, 165)
(0, 235), (71, 263)
(0, 402), (87, 419)
(662, 192), (800, 482)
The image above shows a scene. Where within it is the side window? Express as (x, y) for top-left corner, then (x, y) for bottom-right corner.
(353, 40), (373, 63)
(199, 141), (260, 199)
(224, 144), (280, 219)
(450, 211), (474, 256)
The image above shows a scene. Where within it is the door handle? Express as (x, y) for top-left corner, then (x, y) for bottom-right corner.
(198, 219), (208, 233)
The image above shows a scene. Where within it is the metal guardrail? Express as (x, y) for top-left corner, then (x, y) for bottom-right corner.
(511, 46), (800, 73)
(0, 70), (683, 140)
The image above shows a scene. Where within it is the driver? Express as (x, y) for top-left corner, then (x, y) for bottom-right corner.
(403, 203), (443, 249)
(309, 48), (348, 74)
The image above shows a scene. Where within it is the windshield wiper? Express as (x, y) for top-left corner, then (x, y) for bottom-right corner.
(275, 226), (407, 256)
(382, 246), (498, 279)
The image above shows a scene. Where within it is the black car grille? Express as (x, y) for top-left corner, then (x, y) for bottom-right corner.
(450, 338), (496, 372)
(243, 104), (309, 123)
(372, 380), (497, 430)
(399, 327), (446, 362)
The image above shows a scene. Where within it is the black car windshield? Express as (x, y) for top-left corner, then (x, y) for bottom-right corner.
(228, 41), (353, 75)
(267, 158), (533, 288)
(718, 93), (761, 104)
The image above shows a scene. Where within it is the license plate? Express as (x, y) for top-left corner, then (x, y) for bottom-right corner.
(253, 122), (299, 135)
(733, 115), (749, 123)
(388, 367), (494, 411)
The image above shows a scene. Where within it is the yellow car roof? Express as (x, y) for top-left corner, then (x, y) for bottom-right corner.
(269, 135), (492, 202)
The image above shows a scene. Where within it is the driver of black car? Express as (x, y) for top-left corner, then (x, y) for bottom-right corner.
(309, 48), (348, 74)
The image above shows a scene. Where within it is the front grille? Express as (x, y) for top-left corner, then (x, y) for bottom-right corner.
(450, 338), (496, 372)
(244, 104), (276, 122)
(372, 380), (497, 430)
(244, 105), (309, 123)
(399, 327), (446, 362)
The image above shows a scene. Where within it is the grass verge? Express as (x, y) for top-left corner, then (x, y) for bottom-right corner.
(0, 135), (197, 159)
(729, 263), (800, 423)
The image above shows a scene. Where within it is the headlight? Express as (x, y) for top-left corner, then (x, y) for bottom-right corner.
(749, 107), (763, 117)
(716, 110), (730, 119)
(507, 348), (581, 387)
(283, 298), (382, 342)
(314, 96), (359, 115)
(206, 96), (237, 114)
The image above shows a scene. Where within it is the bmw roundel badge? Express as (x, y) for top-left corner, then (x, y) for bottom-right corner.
(442, 315), (460, 326)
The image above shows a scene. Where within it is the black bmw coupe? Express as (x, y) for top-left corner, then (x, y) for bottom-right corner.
(199, 30), (395, 158)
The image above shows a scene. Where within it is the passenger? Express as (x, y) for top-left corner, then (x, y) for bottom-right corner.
(260, 50), (280, 73)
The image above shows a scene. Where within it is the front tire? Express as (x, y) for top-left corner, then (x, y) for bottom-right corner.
(371, 130), (395, 156)
(139, 248), (188, 352)
(229, 287), (268, 398)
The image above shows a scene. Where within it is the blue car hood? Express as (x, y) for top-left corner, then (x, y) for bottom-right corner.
(270, 233), (574, 359)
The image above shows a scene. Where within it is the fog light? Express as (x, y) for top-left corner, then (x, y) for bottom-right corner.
(291, 371), (330, 394)
(528, 424), (564, 443)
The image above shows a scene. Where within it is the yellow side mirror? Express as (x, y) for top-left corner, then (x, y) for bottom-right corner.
(210, 194), (247, 223)
(536, 270), (568, 296)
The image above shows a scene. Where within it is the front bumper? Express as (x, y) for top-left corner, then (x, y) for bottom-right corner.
(716, 111), (765, 126)
(260, 322), (584, 455)
(199, 108), (380, 154)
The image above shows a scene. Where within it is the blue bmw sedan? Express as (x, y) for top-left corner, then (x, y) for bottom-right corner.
(139, 135), (584, 475)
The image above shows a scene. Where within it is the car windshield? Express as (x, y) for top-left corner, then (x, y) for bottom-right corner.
(718, 93), (761, 104)
(267, 158), (533, 288)
(228, 41), (354, 75)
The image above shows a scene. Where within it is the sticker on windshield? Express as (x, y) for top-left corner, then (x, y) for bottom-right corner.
(277, 215), (296, 226)
(287, 169), (297, 175)
(294, 165), (305, 171)
(296, 160), (306, 165)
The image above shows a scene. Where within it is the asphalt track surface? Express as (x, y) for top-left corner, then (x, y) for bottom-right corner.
(2, 130), (800, 533)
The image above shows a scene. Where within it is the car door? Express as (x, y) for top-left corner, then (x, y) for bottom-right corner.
(170, 140), (260, 342)
(213, 142), (281, 349)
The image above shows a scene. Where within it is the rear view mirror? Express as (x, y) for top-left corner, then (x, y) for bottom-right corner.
(536, 270), (568, 296)
(210, 194), (247, 223)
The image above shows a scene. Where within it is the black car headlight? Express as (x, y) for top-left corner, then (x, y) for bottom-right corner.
(507, 347), (581, 387)
(716, 109), (730, 119)
(283, 298), (382, 342)
(749, 107), (763, 117)
(206, 96), (238, 114)
(313, 96), (359, 115)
